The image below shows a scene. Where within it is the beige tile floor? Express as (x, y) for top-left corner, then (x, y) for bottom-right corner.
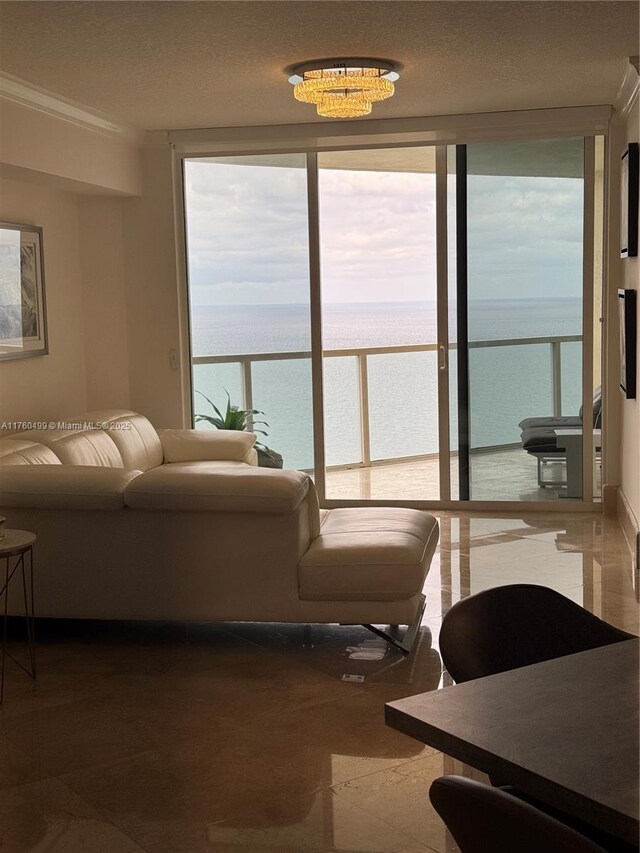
(326, 447), (585, 502)
(0, 511), (637, 852)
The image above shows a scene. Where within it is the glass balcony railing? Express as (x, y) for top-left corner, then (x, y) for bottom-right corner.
(192, 334), (582, 472)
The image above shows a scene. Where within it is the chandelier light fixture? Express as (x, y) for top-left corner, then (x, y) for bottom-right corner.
(287, 58), (400, 119)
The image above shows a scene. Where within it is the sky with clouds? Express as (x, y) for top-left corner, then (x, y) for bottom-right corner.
(184, 158), (583, 306)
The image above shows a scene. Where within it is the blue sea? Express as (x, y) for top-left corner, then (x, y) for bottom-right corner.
(191, 299), (583, 470)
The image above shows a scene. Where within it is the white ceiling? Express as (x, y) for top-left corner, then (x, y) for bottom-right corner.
(0, 1), (637, 131)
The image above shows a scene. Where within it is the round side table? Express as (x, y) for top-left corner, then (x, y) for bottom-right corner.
(0, 529), (36, 703)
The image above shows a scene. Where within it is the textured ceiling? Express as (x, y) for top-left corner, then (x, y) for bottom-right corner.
(0, 1), (637, 131)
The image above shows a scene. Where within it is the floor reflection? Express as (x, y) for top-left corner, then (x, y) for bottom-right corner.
(0, 511), (636, 852)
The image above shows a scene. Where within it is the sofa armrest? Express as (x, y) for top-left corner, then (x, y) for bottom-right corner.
(0, 465), (141, 510)
(158, 429), (257, 465)
(124, 465), (309, 513)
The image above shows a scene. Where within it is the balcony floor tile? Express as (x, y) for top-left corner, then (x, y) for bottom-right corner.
(326, 446), (595, 502)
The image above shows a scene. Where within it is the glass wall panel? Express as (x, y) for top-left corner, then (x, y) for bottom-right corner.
(184, 154), (313, 474)
(470, 343), (552, 449)
(252, 358), (313, 471)
(465, 138), (584, 501)
(323, 356), (361, 467)
(368, 351), (439, 460)
(192, 362), (243, 421)
(561, 341), (583, 417)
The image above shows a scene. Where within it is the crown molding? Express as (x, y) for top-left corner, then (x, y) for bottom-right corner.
(615, 57), (639, 117)
(0, 71), (143, 144)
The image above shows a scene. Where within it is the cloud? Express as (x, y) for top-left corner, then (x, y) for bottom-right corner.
(184, 159), (584, 306)
(464, 174), (583, 299)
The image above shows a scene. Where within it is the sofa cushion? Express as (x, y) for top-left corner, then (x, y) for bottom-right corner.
(124, 464), (310, 513)
(0, 439), (61, 465)
(159, 429), (257, 464)
(0, 465), (141, 510)
(299, 508), (439, 602)
(71, 410), (164, 472)
(19, 427), (123, 467)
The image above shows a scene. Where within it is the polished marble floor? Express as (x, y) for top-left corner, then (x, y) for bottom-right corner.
(0, 512), (637, 852)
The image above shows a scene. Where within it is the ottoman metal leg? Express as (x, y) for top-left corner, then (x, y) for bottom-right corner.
(362, 593), (426, 654)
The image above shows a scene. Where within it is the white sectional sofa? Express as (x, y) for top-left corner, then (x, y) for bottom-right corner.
(0, 410), (438, 646)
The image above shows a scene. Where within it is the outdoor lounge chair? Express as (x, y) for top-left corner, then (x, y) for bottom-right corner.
(519, 388), (602, 488)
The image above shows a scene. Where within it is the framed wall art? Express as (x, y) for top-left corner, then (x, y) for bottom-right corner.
(618, 288), (637, 399)
(621, 142), (639, 259)
(0, 222), (48, 361)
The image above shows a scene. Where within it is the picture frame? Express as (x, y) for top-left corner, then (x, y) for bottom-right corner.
(618, 288), (637, 399)
(0, 222), (48, 361)
(620, 142), (639, 258)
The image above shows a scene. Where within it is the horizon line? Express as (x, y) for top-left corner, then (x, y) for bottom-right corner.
(191, 295), (583, 309)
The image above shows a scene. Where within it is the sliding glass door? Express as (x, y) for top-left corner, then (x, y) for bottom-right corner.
(317, 147), (442, 500)
(452, 138), (589, 502)
(182, 136), (601, 506)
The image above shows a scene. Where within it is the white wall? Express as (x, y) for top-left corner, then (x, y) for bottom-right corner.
(619, 96), (640, 529)
(0, 149), (184, 431)
(0, 94), (147, 428)
(0, 180), (139, 424)
(78, 197), (131, 410)
(121, 145), (184, 428)
(0, 177), (89, 422)
(0, 99), (141, 196)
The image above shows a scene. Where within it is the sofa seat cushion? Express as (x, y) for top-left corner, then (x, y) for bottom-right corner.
(0, 465), (141, 510)
(124, 463), (310, 513)
(299, 508), (439, 602)
(0, 439), (61, 465)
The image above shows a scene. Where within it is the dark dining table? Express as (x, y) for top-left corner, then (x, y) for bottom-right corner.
(385, 638), (640, 846)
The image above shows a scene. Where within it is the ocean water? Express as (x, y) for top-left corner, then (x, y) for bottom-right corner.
(191, 299), (583, 470)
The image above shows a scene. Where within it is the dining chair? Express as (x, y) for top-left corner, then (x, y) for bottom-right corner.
(438, 585), (637, 851)
(439, 583), (634, 684)
(429, 775), (607, 852)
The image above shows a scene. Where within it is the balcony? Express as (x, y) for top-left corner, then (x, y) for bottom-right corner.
(192, 333), (583, 502)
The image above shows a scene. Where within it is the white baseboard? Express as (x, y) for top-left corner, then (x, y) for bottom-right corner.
(617, 487), (640, 569)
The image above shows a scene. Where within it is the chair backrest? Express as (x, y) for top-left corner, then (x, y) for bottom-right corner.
(440, 584), (634, 683)
(430, 776), (606, 853)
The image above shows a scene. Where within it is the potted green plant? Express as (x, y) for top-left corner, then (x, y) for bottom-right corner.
(194, 390), (283, 469)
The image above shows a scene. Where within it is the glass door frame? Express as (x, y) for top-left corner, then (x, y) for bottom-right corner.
(175, 120), (605, 512)
(310, 146), (449, 504)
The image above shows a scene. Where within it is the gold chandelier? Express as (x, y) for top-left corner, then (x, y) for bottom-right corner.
(287, 59), (400, 119)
